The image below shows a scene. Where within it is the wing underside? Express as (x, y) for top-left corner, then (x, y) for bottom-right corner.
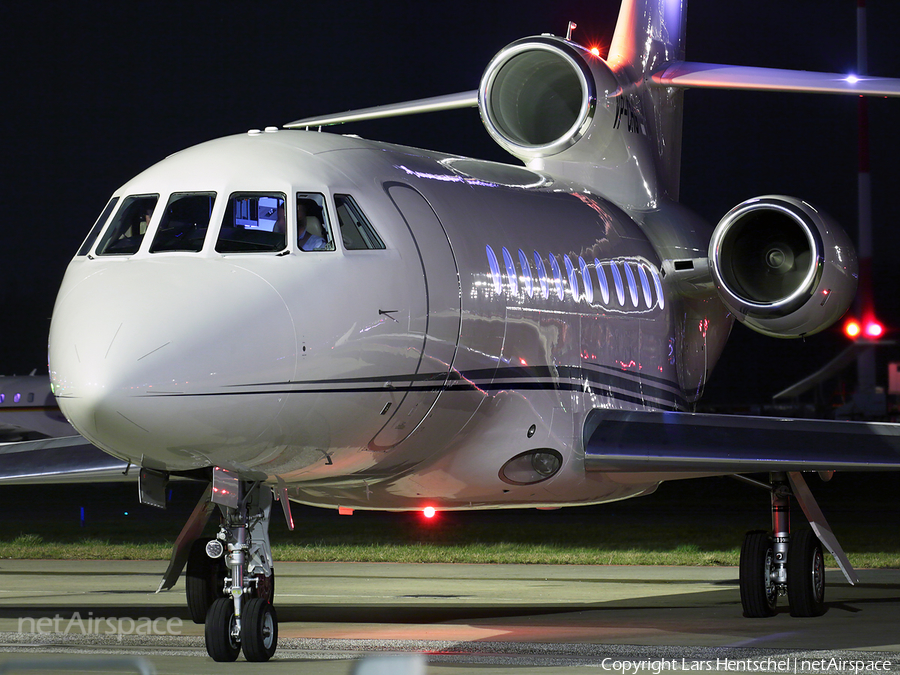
(584, 409), (900, 473)
(0, 435), (131, 483)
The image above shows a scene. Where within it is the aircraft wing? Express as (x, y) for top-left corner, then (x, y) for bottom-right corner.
(285, 90), (478, 129)
(0, 435), (131, 483)
(584, 409), (900, 473)
(650, 62), (900, 97)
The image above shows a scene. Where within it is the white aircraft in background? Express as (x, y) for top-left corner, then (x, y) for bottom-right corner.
(0, 374), (127, 482)
(6, 0), (900, 663)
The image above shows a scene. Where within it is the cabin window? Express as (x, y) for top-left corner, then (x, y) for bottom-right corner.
(549, 254), (564, 301)
(579, 257), (593, 303)
(296, 193), (335, 251)
(624, 262), (639, 307)
(216, 193), (286, 253)
(595, 259), (610, 304)
(77, 197), (119, 256)
(533, 251), (549, 299)
(150, 192), (216, 253)
(518, 249), (533, 298)
(502, 247), (518, 296)
(610, 262), (626, 306)
(334, 195), (384, 250)
(650, 265), (665, 310)
(564, 255), (579, 301)
(638, 264), (654, 308)
(95, 194), (159, 256)
(486, 245), (503, 294)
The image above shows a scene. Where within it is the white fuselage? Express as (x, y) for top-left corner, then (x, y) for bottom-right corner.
(49, 130), (729, 511)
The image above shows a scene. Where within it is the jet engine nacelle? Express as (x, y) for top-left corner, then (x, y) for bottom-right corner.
(708, 195), (857, 338)
(478, 36), (619, 161)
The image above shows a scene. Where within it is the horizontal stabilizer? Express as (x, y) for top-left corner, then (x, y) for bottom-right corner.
(286, 90), (478, 129)
(651, 62), (900, 97)
(584, 409), (900, 473)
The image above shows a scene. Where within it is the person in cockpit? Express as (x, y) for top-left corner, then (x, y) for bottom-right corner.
(297, 200), (326, 251)
(273, 204), (286, 234)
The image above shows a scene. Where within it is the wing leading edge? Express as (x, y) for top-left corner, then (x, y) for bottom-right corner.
(584, 409), (900, 473)
(651, 62), (900, 97)
(285, 62), (900, 133)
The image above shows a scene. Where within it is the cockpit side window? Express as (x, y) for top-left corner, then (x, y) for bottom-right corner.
(95, 194), (159, 256)
(150, 192), (216, 253)
(334, 195), (385, 250)
(216, 193), (286, 253)
(77, 197), (119, 256)
(297, 193), (335, 252)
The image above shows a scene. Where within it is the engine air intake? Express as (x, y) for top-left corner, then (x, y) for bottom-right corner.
(479, 38), (597, 159)
(709, 196), (857, 338)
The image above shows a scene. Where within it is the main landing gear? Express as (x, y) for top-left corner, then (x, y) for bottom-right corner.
(737, 472), (848, 618)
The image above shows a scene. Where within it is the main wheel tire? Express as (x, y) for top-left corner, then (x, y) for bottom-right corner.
(186, 539), (226, 624)
(254, 572), (275, 604)
(739, 530), (777, 617)
(788, 529), (826, 617)
(242, 597), (278, 662)
(205, 597), (240, 662)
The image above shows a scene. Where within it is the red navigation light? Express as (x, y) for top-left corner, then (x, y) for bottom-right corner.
(864, 320), (884, 339)
(422, 506), (436, 519)
(844, 319), (862, 339)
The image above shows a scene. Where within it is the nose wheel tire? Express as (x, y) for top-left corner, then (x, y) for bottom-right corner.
(242, 598), (278, 662)
(739, 530), (777, 617)
(205, 597), (240, 662)
(788, 528), (826, 617)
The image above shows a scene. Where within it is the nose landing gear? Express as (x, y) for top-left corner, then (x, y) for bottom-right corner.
(198, 473), (278, 662)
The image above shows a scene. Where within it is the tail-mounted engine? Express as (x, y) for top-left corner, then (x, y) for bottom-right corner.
(708, 196), (857, 338)
(479, 37), (610, 160)
(478, 36), (661, 209)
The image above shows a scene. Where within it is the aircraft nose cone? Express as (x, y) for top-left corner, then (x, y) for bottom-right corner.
(49, 259), (296, 469)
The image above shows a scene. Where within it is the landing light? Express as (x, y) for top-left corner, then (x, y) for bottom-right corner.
(589, 46), (601, 57)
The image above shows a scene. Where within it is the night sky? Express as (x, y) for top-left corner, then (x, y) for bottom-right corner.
(4, 1), (900, 405)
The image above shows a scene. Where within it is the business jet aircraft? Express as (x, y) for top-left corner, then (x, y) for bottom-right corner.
(25, 0), (900, 662)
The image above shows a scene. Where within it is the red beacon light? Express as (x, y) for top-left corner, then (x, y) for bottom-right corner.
(422, 506), (436, 519)
(864, 320), (884, 339)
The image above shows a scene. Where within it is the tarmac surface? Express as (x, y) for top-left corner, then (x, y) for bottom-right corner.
(0, 561), (897, 674)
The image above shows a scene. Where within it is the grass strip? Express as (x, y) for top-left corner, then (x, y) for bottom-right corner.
(2, 534), (898, 568)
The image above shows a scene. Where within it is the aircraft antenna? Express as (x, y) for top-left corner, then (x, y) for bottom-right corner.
(566, 21), (576, 41)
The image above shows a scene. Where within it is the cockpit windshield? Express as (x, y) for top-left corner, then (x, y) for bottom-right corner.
(297, 193), (335, 252)
(216, 193), (287, 253)
(95, 194), (159, 256)
(150, 192), (216, 253)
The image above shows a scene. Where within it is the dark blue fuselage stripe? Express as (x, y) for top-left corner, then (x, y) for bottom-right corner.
(142, 364), (686, 408)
